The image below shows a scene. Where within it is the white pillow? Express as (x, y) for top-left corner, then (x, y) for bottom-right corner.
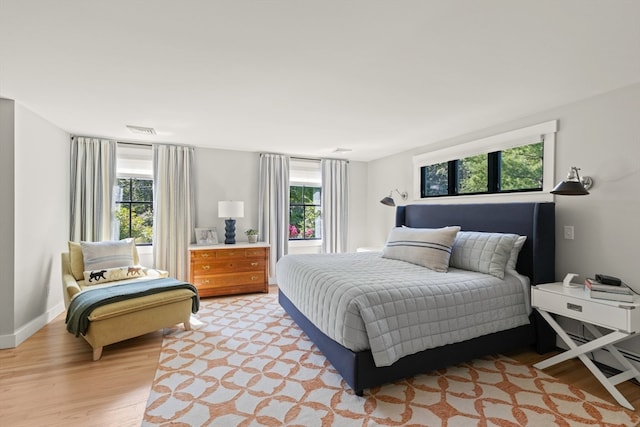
(449, 231), (520, 279)
(83, 265), (146, 285)
(506, 235), (527, 272)
(81, 239), (135, 272)
(382, 226), (460, 272)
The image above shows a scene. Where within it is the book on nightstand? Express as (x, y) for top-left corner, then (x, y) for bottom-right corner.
(585, 278), (632, 294)
(585, 278), (635, 302)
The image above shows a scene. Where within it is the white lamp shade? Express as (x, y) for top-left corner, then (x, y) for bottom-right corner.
(218, 201), (244, 218)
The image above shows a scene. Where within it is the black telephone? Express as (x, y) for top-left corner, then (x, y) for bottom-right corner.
(595, 274), (622, 286)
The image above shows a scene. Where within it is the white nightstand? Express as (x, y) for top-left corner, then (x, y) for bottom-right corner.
(532, 282), (640, 410)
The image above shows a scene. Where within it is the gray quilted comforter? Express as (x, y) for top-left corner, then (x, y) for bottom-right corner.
(276, 252), (530, 367)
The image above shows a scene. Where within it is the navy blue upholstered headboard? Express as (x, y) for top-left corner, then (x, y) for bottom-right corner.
(395, 203), (555, 285)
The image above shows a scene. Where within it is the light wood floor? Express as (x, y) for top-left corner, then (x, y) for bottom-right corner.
(2, 291), (640, 426)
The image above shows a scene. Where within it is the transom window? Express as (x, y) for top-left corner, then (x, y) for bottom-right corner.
(413, 120), (557, 202)
(421, 142), (543, 197)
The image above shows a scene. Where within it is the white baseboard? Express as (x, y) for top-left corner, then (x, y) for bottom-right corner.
(0, 302), (65, 349)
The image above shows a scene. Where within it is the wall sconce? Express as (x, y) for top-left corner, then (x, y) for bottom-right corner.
(218, 200), (244, 244)
(551, 166), (594, 196)
(380, 189), (408, 206)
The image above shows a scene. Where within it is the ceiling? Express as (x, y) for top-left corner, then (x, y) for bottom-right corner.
(1, 1), (639, 162)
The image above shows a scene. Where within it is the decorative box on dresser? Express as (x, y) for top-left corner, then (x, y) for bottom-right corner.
(189, 243), (270, 298)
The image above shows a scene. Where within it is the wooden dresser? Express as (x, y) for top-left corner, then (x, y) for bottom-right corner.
(189, 243), (270, 298)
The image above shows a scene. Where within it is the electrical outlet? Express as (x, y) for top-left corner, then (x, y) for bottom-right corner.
(564, 225), (575, 240)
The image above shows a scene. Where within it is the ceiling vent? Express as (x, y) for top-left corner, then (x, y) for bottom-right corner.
(333, 147), (352, 153)
(126, 125), (156, 135)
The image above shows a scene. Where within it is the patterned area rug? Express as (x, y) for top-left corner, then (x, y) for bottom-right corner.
(143, 292), (639, 426)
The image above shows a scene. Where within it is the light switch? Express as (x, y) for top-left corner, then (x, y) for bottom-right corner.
(563, 225), (575, 240)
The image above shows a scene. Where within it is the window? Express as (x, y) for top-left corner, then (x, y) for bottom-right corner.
(413, 120), (557, 202)
(289, 159), (322, 241)
(289, 185), (321, 240)
(419, 142), (543, 197)
(115, 143), (153, 244)
(115, 178), (153, 244)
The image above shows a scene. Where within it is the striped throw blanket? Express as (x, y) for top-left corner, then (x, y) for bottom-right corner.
(65, 278), (199, 336)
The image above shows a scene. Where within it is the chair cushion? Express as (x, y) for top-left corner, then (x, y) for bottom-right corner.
(87, 288), (195, 321)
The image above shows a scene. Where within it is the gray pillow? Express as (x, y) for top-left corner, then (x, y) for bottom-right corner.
(449, 231), (520, 279)
(81, 239), (135, 272)
(382, 226), (460, 272)
(506, 235), (527, 272)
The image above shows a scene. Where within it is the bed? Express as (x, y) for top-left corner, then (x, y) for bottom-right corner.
(277, 202), (556, 396)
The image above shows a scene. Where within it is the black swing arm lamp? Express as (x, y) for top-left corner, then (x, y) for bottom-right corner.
(551, 166), (594, 196)
(380, 189), (408, 206)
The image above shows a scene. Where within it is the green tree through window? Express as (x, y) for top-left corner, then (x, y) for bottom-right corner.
(115, 178), (153, 244)
(289, 185), (321, 240)
(420, 141), (543, 197)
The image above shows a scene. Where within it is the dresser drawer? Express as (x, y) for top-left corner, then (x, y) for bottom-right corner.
(192, 271), (266, 288)
(191, 247), (267, 260)
(215, 247), (266, 259)
(191, 259), (265, 275)
(532, 287), (636, 332)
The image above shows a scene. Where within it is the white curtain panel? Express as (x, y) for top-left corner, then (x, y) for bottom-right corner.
(258, 153), (290, 283)
(152, 144), (195, 281)
(69, 136), (116, 242)
(321, 158), (349, 253)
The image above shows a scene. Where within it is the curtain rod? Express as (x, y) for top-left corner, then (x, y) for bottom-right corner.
(118, 141), (152, 148)
(72, 134), (192, 148)
(291, 155), (349, 163)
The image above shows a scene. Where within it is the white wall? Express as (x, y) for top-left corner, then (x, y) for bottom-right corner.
(367, 152), (412, 246)
(367, 82), (640, 364)
(192, 148), (369, 256)
(0, 99), (16, 339)
(192, 148), (260, 244)
(0, 100), (69, 348)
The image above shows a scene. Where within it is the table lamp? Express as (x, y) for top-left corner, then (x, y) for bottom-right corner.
(218, 200), (244, 244)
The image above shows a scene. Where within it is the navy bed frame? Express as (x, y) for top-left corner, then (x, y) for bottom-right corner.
(279, 202), (556, 395)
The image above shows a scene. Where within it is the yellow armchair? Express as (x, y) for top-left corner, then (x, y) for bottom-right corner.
(62, 243), (195, 360)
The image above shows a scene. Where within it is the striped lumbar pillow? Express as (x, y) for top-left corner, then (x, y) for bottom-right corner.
(382, 226), (460, 272)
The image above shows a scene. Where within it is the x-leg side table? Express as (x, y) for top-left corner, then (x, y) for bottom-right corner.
(532, 282), (640, 411)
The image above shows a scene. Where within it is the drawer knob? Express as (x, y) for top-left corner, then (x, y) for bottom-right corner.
(201, 253), (210, 258)
(202, 265), (211, 270)
(251, 262), (258, 267)
(251, 275), (258, 281)
(567, 302), (582, 312)
(203, 279), (210, 285)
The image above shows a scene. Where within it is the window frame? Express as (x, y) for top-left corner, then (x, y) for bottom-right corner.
(288, 158), (323, 247)
(288, 184), (322, 241)
(115, 177), (154, 246)
(115, 143), (154, 245)
(420, 142), (544, 198)
(413, 120), (557, 203)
